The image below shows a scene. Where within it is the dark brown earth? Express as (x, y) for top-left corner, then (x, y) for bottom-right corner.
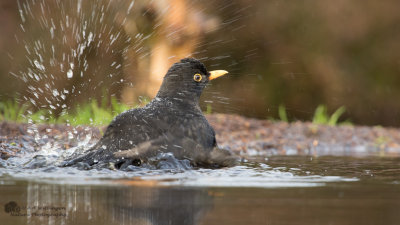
(1, 114), (400, 160)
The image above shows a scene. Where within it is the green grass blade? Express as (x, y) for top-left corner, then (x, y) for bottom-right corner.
(312, 105), (328, 124)
(328, 106), (346, 126)
(278, 104), (288, 122)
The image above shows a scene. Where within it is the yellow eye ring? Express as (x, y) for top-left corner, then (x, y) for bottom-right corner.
(193, 73), (202, 82)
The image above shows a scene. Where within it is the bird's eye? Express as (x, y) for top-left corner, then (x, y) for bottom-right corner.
(193, 73), (202, 82)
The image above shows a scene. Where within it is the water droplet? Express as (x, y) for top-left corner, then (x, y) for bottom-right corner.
(50, 27), (54, 39)
(52, 89), (59, 97)
(127, 1), (135, 14)
(77, 0), (82, 13)
(87, 32), (94, 45)
(67, 69), (73, 79)
(34, 60), (45, 71)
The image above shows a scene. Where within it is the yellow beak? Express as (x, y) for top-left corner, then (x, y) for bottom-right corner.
(209, 70), (229, 80)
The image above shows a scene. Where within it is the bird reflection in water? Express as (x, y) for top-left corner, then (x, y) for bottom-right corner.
(21, 181), (213, 225)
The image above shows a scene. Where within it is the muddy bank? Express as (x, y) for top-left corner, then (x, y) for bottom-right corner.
(209, 114), (400, 157)
(1, 114), (400, 159)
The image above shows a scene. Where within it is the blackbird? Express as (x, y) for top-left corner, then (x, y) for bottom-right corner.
(63, 58), (237, 169)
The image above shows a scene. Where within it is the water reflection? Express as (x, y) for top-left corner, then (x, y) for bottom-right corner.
(1, 181), (212, 225)
(106, 185), (212, 225)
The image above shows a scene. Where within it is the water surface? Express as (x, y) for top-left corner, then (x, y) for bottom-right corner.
(1, 155), (399, 225)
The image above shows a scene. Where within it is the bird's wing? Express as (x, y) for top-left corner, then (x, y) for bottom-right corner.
(62, 108), (169, 167)
(114, 132), (237, 167)
(92, 108), (170, 152)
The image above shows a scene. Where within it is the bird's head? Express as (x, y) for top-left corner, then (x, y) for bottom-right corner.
(156, 58), (228, 103)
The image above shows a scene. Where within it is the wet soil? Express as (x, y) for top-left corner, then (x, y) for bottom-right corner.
(1, 114), (400, 159)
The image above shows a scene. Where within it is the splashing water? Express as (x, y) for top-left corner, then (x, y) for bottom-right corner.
(12, 0), (142, 127)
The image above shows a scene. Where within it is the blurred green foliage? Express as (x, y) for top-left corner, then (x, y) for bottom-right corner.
(0, 101), (29, 123)
(273, 104), (347, 126)
(312, 105), (347, 126)
(1, 98), (348, 126)
(205, 104), (213, 115)
(58, 97), (131, 126)
(278, 104), (288, 123)
(0, 97), (131, 126)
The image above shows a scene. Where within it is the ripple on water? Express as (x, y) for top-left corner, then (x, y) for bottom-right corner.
(0, 152), (358, 189)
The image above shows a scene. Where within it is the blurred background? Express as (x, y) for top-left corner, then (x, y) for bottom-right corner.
(1, 0), (400, 126)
